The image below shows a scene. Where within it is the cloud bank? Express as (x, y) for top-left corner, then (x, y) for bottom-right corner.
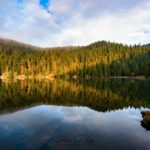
(0, 0), (150, 47)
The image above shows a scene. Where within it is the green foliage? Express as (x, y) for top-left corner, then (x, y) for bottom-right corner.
(0, 39), (150, 78)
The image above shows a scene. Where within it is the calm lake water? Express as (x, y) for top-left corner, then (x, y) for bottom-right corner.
(0, 79), (150, 150)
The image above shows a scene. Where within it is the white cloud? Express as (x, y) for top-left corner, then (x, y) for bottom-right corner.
(53, 0), (150, 46)
(0, 0), (150, 47)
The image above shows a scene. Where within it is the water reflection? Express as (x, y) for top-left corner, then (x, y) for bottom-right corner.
(0, 105), (149, 150)
(0, 79), (150, 113)
(0, 79), (150, 150)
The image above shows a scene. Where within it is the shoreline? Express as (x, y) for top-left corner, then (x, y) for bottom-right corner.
(109, 76), (150, 80)
(0, 75), (150, 81)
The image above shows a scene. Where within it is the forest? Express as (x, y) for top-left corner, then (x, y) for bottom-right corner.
(0, 38), (150, 79)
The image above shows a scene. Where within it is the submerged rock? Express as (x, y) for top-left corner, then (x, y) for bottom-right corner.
(141, 111), (150, 130)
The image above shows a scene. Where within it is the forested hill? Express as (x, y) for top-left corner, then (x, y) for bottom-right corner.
(0, 38), (42, 54)
(0, 38), (150, 79)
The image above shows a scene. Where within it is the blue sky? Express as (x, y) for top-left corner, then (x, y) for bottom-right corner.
(0, 0), (150, 47)
(40, 0), (49, 9)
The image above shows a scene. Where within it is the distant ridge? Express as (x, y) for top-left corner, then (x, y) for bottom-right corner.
(0, 38), (149, 50)
(0, 38), (82, 52)
(0, 38), (43, 50)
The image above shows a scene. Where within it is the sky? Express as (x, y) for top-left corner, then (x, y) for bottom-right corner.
(0, 0), (150, 47)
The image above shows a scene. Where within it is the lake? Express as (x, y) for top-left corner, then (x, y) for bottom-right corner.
(0, 79), (150, 150)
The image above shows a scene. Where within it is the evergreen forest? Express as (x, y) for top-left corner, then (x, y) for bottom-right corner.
(0, 38), (150, 79)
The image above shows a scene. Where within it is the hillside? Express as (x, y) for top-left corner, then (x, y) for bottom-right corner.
(0, 38), (150, 79)
(0, 38), (43, 54)
(0, 38), (81, 53)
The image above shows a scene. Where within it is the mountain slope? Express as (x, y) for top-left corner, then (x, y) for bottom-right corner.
(0, 38), (150, 78)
